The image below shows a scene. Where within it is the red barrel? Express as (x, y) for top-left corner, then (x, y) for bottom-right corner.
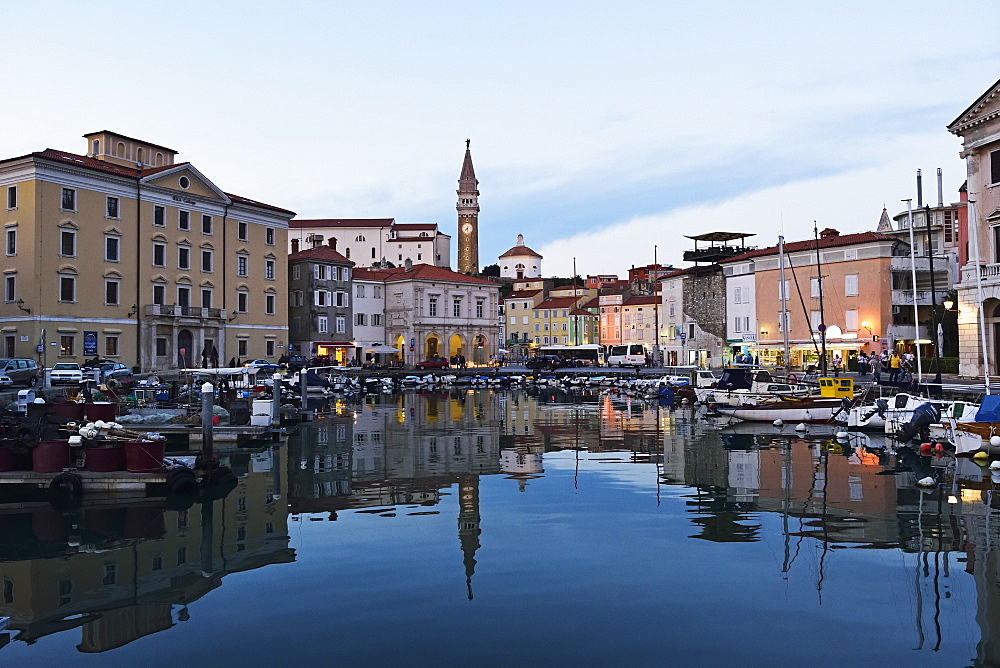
(85, 445), (126, 472)
(124, 441), (165, 473)
(32, 441), (70, 473)
(84, 402), (117, 421)
(53, 401), (86, 420)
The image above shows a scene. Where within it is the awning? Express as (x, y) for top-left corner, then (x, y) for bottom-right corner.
(365, 344), (400, 354)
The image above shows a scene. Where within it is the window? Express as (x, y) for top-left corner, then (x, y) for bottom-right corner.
(155, 337), (167, 356)
(179, 210), (190, 230)
(4, 275), (14, 302)
(314, 290), (328, 307)
(154, 205), (165, 226)
(733, 286), (743, 304)
(453, 297), (462, 317)
(153, 284), (165, 305)
(105, 235), (120, 262)
(61, 187), (76, 210)
(238, 339), (248, 357)
(291, 265), (300, 281)
(336, 316), (346, 333)
(476, 300), (484, 318)
(153, 242), (166, 267)
(60, 229), (76, 256)
(688, 323), (695, 338)
(178, 246), (190, 270)
(845, 309), (859, 331)
(106, 196), (119, 218)
(371, 313), (382, 326)
(992, 148), (1000, 185)
(59, 275), (75, 302)
(237, 254), (248, 276)
(265, 259), (275, 280)
(237, 291), (249, 313)
(202, 214), (212, 234)
(265, 227), (275, 245)
(237, 221), (248, 240)
(778, 279), (790, 301)
(356, 284), (365, 298)
(374, 286), (382, 299)
(810, 277), (821, 298)
(6, 228), (15, 255)
(105, 279), (119, 305)
(6, 185), (15, 209)
(429, 296), (438, 316)
(60, 334), (74, 355)
(201, 288), (212, 308)
(265, 293), (275, 315)
(811, 310), (822, 330)
(318, 316), (328, 333)
(336, 291), (346, 307)
(201, 249), (213, 272)
(105, 335), (118, 356)
(266, 339), (275, 356)
(356, 313), (366, 326)
(845, 274), (858, 296)
(177, 286), (191, 308)
(510, 315), (517, 325)
(778, 310), (790, 331)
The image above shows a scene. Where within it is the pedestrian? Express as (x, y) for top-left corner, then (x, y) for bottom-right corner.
(228, 356), (236, 368)
(871, 354), (881, 383)
(832, 355), (842, 377)
(888, 352), (901, 383)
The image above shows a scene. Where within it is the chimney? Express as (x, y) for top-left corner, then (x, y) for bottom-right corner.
(937, 167), (944, 207)
(819, 228), (839, 238)
(328, 237), (337, 251)
(917, 169), (923, 207)
(404, 258), (412, 271)
(291, 238), (299, 254)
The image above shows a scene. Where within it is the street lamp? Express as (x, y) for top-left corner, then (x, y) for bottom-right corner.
(14, 299), (29, 314)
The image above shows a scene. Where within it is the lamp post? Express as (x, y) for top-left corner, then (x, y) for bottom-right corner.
(925, 203), (942, 385)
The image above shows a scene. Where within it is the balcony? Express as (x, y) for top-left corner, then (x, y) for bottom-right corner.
(891, 290), (942, 307)
(961, 262), (1000, 285)
(886, 324), (930, 341)
(145, 304), (228, 320)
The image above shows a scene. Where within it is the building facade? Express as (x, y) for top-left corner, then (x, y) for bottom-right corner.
(288, 238), (355, 364)
(456, 141), (480, 274)
(288, 219), (450, 269)
(499, 234), (542, 280)
(0, 131), (293, 372)
(948, 78), (1000, 377)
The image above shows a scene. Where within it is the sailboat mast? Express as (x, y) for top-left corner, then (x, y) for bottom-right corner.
(814, 223), (828, 375)
(905, 199), (924, 383)
(779, 236), (791, 372)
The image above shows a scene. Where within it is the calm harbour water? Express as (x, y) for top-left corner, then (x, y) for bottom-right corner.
(0, 389), (994, 666)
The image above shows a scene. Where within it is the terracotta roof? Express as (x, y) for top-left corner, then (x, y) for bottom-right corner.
(4, 149), (295, 215)
(569, 308), (596, 317)
(288, 245), (353, 265)
(394, 223), (438, 230)
(623, 296), (660, 307)
(535, 296), (581, 309)
(719, 231), (898, 263)
(503, 290), (543, 300)
(499, 243), (542, 258)
(580, 297), (600, 309)
(291, 218), (395, 228)
(352, 268), (397, 281)
(599, 283), (631, 295)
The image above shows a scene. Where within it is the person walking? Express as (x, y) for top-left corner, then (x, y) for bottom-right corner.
(870, 354), (881, 383)
(888, 351), (901, 384)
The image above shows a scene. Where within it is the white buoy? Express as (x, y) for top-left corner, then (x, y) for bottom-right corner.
(836, 431), (849, 440)
(990, 460), (1000, 471)
(795, 423), (808, 432)
(991, 436), (1000, 448)
(917, 476), (936, 488)
(773, 419), (784, 428)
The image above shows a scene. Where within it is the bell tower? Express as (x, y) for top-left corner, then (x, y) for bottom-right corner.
(457, 139), (479, 274)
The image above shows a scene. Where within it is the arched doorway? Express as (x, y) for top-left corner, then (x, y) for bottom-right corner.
(394, 335), (407, 366)
(988, 299), (1000, 376)
(177, 329), (193, 368)
(425, 335), (440, 358)
(449, 333), (465, 360)
(473, 334), (487, 364)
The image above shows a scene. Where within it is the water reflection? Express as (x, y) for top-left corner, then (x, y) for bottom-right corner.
(0, 445), (291, 653)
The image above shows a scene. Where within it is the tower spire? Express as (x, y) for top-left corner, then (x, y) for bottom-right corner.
(457, 140), (480, 274)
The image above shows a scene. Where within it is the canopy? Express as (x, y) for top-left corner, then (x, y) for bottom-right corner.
(365, 345), (400, 354)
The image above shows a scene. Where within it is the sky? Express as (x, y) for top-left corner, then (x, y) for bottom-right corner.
(4, 1), (1000, 276)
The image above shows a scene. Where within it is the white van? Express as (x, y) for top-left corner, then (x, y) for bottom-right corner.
(607, 344), (646, 368)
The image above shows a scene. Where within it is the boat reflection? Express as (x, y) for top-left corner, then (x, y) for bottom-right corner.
(0, 444), (292, 653)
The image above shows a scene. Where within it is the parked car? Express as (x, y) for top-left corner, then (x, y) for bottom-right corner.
(0, 358), (40, 387)
(415, 356), (450, 370)
(0, 374), (11, 389)
(98, 361), (133, 386)
(244, 359), (281, 371)
(526, 355), (563, 371)
(50, 362), (84, 386)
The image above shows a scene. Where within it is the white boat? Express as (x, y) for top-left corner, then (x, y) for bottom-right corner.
(696, 367), (814, 406)
(713, 398), (848, 423)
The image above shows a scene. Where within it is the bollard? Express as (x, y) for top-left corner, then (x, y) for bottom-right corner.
(201, 382), (214, 464)
(271, 373), (282, 427)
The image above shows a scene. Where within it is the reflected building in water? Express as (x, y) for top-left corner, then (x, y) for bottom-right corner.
(0, 445), (292, 653)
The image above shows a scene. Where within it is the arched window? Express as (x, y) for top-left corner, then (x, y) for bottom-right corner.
(345, 248), (351, 259)
(155, 152), (164, 166)
(92, 139), (100, 156)
(136, 148), (143, 164)
(116, 142), (126, 157)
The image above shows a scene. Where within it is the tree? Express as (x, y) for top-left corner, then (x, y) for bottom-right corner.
(480, 264), (500, 277)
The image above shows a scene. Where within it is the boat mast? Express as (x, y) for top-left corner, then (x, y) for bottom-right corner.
(905, 199), (923, 383)
(814, 223), (828, 375)
(779, 236), (791, 373)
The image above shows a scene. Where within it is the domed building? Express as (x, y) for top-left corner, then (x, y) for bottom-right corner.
(499, 234), (542, 280)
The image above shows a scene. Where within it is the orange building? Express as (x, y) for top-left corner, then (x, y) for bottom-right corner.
(722, 229), (897, 370)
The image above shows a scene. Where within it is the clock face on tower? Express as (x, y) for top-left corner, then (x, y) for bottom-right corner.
(462, 222), (473, 235)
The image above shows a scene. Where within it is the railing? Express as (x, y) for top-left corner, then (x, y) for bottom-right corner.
(890, 289), (939, 306)
(144, 304), (228, 320)
(961, 263), (1000, 283)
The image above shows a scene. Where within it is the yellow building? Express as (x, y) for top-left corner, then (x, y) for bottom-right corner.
(0, 131), (294, 371)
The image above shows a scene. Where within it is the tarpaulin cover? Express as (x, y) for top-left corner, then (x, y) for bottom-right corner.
(975, 395), (1000, 422)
